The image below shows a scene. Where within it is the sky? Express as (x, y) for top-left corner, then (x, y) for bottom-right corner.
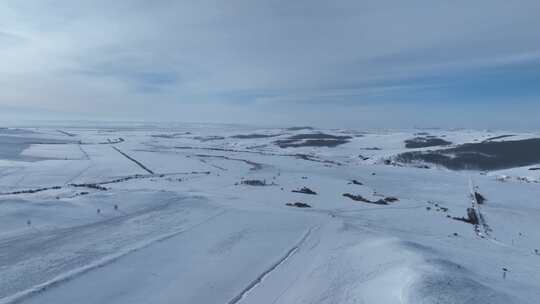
(1, 0), (539, 129)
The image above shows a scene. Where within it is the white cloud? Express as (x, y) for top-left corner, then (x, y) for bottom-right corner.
(0, 0), (539, 128)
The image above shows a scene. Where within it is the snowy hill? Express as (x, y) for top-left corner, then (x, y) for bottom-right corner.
(0, 124), (539, 304)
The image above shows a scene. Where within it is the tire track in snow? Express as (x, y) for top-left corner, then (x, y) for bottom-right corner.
(0, 209), (228, 304)
(227, 225), (318, 304)
(63, 145), (91, 184)
(78, 144), (90, 160)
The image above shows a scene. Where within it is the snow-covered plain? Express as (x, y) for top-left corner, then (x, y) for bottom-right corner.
(1, 124), (539, 304)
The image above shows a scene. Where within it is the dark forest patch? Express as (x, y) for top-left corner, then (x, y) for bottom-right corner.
(361, 147), (382, 151)
(193, 136), (225, 142)
(151, 132), (189, 139)
(396, 138), (540, 171)
(285, 126), (314, 131)
(474, 192), (486, 204)
(342, 193), (398, 205)
(453, 208), (480, 225)
(482, 134), (515, 142)
(231, 133), (282, 139)
(275, 133), (351, 148)
(292, 187), (317, 195)
(404, 137), (452, 148)
(239, 179), (270, 186)
(286, 202), (312, 208)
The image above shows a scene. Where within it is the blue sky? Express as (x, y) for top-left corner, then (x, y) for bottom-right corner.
(0, 0), (539, 129)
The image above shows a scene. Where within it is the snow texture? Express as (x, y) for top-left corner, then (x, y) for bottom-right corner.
(0, 125), (539, 304)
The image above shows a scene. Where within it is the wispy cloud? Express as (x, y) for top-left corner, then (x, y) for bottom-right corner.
(0, 0), (539, 128)
(0, 31), (25, 46)
(77, 62), (180, 93)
